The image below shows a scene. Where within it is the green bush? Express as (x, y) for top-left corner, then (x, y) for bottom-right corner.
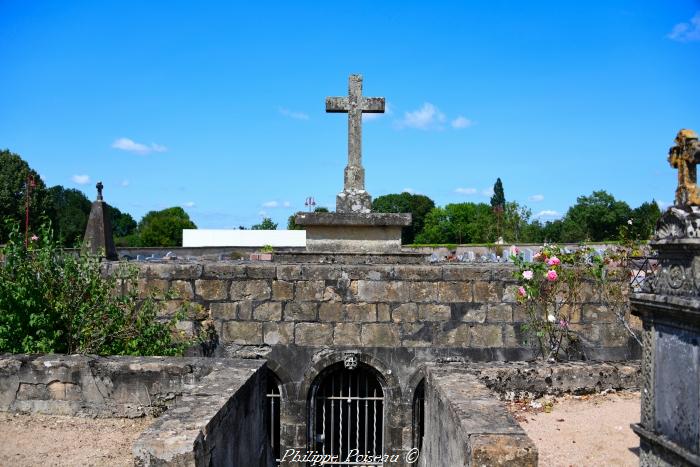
(0, 222), (192, 356)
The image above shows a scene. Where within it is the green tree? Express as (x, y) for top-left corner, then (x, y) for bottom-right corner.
(372, 192), (436, 244)
(46, 186), (92, 247)
(490, 178), (505, 209)
(0, 149), (50, 243)
(562, 191), (631, 242)
(415, 203), (496, 244)
(107, 205), (137, 238)
(630, 201), (662, 240)
(502, 201), (531, 242)
(252, 217), (278, 230)
(138, 207), (196, 247)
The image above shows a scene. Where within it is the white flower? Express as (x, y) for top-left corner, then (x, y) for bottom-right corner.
(627, 219), (633, 225)
(547, 314), (556, 322)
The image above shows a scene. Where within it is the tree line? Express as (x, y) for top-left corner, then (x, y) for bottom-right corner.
(0, 149), (196, 247)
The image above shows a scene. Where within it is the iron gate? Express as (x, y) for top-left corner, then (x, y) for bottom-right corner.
(310, 363), (385, 466)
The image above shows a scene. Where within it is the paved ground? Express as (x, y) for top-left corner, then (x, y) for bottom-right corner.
(509, 391), (641, 467)
(0, 412), (151, 466)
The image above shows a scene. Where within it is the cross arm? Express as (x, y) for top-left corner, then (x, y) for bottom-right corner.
(326, 97), (349, 113)
(360, 97), (385, 113)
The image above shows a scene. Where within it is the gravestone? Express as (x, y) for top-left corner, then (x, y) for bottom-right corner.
(295, 75), (411, 253)
(631, 129), (700, 466)
(82, 182), (117, 260)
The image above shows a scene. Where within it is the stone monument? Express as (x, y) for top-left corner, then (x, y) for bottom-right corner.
(295, 74), (411, 253)
(631, 129), (700, 466)
(82, 181), (118, 260)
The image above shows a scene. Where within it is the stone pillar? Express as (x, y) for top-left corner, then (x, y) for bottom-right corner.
(82, 181), (118, 260)
(631, 186), (700, 462)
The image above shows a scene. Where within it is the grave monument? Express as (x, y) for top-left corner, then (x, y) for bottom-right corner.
(631, 128), (700, 466)
(82, 181), (118, 260)
(295, 74), (412, 253)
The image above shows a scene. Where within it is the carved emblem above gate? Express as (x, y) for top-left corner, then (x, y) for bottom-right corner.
(343, 352), (358, 370)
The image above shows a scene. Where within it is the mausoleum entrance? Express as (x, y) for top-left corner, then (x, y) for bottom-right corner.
(308, 362), (385, 466)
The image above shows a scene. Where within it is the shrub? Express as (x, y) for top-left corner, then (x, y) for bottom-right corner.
(0, 222), (193, 356)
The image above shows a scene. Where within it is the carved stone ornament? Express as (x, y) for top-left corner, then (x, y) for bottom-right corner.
(653, 205), (700, 241)
(668, 128), (700, 206)
(343, 352), (358, 370)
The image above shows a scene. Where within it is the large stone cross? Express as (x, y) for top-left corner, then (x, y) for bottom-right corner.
(326, 74), (385, 212)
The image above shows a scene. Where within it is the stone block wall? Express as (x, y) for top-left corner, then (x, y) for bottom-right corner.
(122, 261), (636, 360)
(109, 260), (639, 462)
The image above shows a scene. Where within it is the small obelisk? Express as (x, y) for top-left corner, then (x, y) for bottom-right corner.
(82, 181), (118, 260)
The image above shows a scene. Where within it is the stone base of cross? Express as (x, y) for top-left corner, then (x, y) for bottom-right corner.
(337, 187), (372, 214)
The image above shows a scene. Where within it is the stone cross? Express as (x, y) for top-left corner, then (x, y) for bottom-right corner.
(326, 74), (385, 212)
(668, 129), (700, 206)
(96, 181), (104, 201)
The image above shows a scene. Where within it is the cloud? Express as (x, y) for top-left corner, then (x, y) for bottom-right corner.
(112, 137), (167, 155)
(529, 194), (545, 202)
(451, 116), (473, 129)
(183, 201), (196, 208)
(481, 187), (494, 197)
(363, 102), (392, 121)
(396, 103), (446, 130)
(120, 179), (130, 187)
(71, 174), (90, 185)
(455, 187), (477, 195)
(279, 107), (309, 120)
(668, 12), (700, 42)
(283, 201), (291, 208)
(535, 210), (560, 218)
(262, 200), (292, 209)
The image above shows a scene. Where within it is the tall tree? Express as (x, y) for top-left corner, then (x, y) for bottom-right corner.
(46, 186), (92, 247)
(630, 201), (662, 240)
(490, 178), (505, 209)
(372, 192), (435, 244)
(562, 190), (631, 242)
(0, 149), (50, 243)
(415, 202), (496, 244)
(106, 205), (137, 238)
(138, 207), (196, 247)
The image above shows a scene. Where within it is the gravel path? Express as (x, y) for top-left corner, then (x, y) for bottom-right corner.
(510, 391), (641, 467)
(0, 412), (151, 466)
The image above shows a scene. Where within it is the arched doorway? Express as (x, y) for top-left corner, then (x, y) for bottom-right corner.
(309, 361), (385, 465)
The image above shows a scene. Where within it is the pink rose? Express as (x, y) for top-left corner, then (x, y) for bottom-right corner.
(514, 247), (520, 254)
(547, 256), (560, 266)
(546, 270), (558, 281)
(518, 286), (527, 297)
(30, 234), (38, 241)
(522, 270), (534, 280)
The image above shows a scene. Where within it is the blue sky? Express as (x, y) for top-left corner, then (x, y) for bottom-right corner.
(1, 1), (700, 229)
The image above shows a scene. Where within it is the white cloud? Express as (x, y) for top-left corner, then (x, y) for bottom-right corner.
(455, 187), (477, 195)
(363, 102), (392, 121)
(668, 12), (700, 42)
(279, 107), (309, 120)
(396, 103), (446, 130)
(121, 179), (130, 187)
(283, 201), (291, 208)
(112, 137), (167, 155)
(535, 210), (561, 218)
(529, 194), (545, 202)
(183, 201), (196, 208)
(451, 116), (473, 129)
(262, 201), (279, 208)
(481, 187), (494, 197)
(71, 174), (90, 185)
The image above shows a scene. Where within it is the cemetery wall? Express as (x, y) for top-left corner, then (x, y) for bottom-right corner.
(117, 260), (639, 458)
(0, 355), (272, 466)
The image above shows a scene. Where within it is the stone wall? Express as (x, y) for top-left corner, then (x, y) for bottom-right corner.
(112, 259), (638, 461)
(419, 364), (537, 467)
(0, 355), (272, 467)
